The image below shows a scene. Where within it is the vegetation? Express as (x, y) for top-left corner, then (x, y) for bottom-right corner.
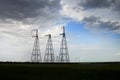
(0, 62), (120, 80)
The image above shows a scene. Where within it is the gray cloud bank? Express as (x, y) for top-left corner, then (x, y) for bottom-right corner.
(0, 0), (61, 21)
(79, 0), (120, 12)
(0, 0), (62, 39)
(79, 0), (120, 33)
(83, 16), (120, 33)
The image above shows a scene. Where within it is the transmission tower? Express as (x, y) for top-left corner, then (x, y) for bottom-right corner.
(31, 29), (42, 62)
(56, 56), (59, 62)
(44, 34), (55, 62)
(59, 26), (70, 62)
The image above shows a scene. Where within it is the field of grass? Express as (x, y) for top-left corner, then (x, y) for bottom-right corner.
(0, 62), (120, 80)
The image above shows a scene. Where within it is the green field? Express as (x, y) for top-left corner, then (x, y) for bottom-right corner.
(0, 62), (120, 80)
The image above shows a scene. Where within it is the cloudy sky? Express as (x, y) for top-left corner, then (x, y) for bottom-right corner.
(0, 0), (120, 62)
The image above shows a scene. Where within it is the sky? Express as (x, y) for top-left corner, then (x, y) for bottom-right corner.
(0, 0), (120, 62)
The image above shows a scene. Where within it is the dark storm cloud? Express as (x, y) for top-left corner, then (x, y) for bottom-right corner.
(83, 16), (120, 32)
(0, 0), (61, 21)
(79, 0), (120, 12)
(80, 0), (114, 8)
(113, 0), (120, 11)
(98, 21), (120, 31)
(83, 16), (100, 23)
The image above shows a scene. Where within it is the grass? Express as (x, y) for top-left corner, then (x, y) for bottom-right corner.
(0, 62), (120, 80)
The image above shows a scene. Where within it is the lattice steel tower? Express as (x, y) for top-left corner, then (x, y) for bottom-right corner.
(44, 34), (55, 62)
(31, 29), (42, 62)
(59, 26), (70, 62)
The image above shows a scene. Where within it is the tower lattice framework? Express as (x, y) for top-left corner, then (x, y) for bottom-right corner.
(44, 34), (55, 62)
(31, 29), (42, 62)
(59, 26), (70, 62)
